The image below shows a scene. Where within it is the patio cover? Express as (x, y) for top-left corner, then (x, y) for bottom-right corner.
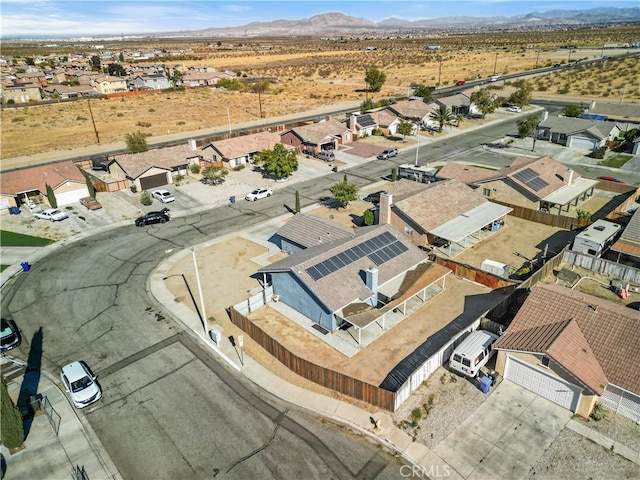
(542, 177), (598, 205)
(430, 202), (512, 244)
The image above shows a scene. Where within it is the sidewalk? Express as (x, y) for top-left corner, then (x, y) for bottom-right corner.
(0, 356), (121, 480)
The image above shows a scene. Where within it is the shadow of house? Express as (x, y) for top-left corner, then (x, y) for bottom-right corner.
(17, 327), (43, 439)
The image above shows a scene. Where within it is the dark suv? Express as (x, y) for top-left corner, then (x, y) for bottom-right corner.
(377, 148), (398, 160)
(135, 208), (170, 226)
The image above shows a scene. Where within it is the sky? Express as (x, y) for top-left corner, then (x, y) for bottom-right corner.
(1, 0), (637, 38)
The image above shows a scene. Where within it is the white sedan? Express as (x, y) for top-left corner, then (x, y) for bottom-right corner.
(245, 188), (273, 201)
(34, 208), (69, 221)
(60, 361), (102, 409)
(506, 106), (522, 113)
(152, 189), (175, 203)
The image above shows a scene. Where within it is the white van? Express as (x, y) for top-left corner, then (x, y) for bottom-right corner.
(315, 151), (335, 162)
(449, 330), (499, 378)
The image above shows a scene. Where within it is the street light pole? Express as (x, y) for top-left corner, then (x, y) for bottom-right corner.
(191, 247), (207, 333)
(414, 125), (420, 166)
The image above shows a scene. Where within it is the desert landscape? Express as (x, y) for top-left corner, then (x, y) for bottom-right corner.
(2, 25), (639, 159)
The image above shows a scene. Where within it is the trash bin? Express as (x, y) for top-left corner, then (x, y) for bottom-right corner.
(479, 376), (492, 394)
(230, 196), (235, 204)
(9, 206), (19, 215)
(20, 262), (31, 272)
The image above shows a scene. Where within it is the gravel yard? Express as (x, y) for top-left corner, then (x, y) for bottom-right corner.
(572, 407), (640, 453)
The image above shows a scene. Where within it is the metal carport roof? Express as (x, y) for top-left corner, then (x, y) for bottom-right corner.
(542, 177), (599, 205)
(430, 202), (513, 243)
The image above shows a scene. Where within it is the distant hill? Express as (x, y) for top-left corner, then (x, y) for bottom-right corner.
(159, 7), (640, 38)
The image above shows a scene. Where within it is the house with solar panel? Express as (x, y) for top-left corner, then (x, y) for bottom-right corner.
(256, 223), (450, 340)
(280, 117), (353, 156)
(437, 156), (599, 214)
(347, 112), (378, 137)
(376, 179), (512, 257)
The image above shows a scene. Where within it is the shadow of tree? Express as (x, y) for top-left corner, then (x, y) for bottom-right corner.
(17, 327), (43, 440)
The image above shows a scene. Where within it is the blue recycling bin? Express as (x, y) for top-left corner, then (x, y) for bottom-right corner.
(230, 196), (236, 204)
(480, 376), (492, 394)
(21, 262), (31, 272)
(10, 206), (19, 215)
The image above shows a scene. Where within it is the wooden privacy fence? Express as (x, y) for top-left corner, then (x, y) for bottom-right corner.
(229, 307), (396, 411)
(434, 257), (517, 289)
(562, 250), (640, 284)
(491, 200), (591, 230)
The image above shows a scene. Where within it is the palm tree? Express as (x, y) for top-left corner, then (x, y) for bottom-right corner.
(456, 113), (465, 127)
(429, 104), (455, 132)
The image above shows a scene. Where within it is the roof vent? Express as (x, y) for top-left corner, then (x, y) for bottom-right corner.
(588, 304), (599, 312)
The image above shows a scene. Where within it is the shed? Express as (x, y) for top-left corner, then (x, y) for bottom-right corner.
(480, 259), (509, 277)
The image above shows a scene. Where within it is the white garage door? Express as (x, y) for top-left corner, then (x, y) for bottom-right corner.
(55, 187), (89, 206)
(505, 357), (582, 411)
(569, 136), (598, 150)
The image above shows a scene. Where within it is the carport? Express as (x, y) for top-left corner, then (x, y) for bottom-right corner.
(430, 202), (513, 257)
(540, 177), (598, 215)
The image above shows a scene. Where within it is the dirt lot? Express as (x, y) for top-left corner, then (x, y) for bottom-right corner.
(2, 29), (639, 159)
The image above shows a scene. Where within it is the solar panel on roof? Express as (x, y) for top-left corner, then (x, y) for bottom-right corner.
(377, 248), (393, 263)
(307, 266), (322, 281)
(344, 248), (359, 262)
(336, 252), (351, 266)
(381, 231), (396, 243)
(358, 116), (376, 127)
(316, 262), (332, 276)
(360, 241), (375, 255)
(369, 252), (385, 266)
(370, 236), (385, 249)
(528, 178), (549, 192)
(352, 245), (366, 257)
(513, 168), (537, 183)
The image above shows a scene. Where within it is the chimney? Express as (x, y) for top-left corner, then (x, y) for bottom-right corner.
(379, 192), (392, 225)
(567, 169), (574, 185)
(365, 267), (379, 305)
(351, 113), (358, 131)
(188, 138), (196, 151)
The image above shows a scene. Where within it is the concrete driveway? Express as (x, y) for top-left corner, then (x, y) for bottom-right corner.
(434, 380), (572, 479)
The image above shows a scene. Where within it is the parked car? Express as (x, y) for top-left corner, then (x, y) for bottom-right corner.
(245, 188), (272, 201)
(449, 330), (499, 378)
(553, 63), (562, 68)
(135, 208), (170, 226)
(490, 74), (500, 82)
(506, 106), (522, 113)
(1, 318), (21, 353)
(377, 148), (398, 160)
(597, 176), (624, 183)
(152, 189), (175, 203)
(363, 190), (387, 204)
(34, 208), (68, 221)
(455, 80), (466, 86)
(60, 361), (102, 409)
(80, 196), (102, 210)
(315, 151), (335, 162)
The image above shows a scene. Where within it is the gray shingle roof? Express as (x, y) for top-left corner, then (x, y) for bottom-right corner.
(539, 116), (616, 138)
(276, 213), (354, 249)
(283, 119), (349, 145)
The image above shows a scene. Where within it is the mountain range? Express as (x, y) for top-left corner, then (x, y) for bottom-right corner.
(161, 7), (640, 38)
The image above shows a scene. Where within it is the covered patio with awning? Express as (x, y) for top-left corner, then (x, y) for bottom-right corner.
(334, 263), (451, 348)
(541, 177), (598, 215)
(430, 202), (513, 257)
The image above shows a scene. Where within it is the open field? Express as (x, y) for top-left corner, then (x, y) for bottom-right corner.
(2, 26), (640, 159)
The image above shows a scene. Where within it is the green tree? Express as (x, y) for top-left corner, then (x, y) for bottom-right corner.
(85, 175), (96, 197)
(470, 88), (497, 118)
(125, 131), (148, 153)
(517, 114), (541, 151)
(330, 177), (358, 208)
(365, 68), (386, 93)
(391, 168), (397, 182)
(295, 190), (301, 213)
(254, 143), (298, 180)
(413, 84), (433, 103)
(118, 51), (125, 62)
(45, 183), (57, 208)
(25, 57), (35, 66)
(429, 104), (455, 132)
(90, 55), (101, 71)
(0, 377), (24, 449)
(217, 78), (244, 90)
(171, 70), (183, 87)
(360, 98), (375, 113)
(140, 190), (152, 205)
(363, 209), (375, 226)
(456, 113), (465, 127)
(201, 165), (229, 184)
(396, 119), (414, 139)
(562, 104), (584, 117)
(509, 80), (533, 107)
(107, 63), (126, 77)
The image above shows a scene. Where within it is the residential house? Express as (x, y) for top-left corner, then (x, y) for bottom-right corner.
(377, 179), (512, 256)
(15, 71), (48, 88)
(44, 84), (96, 99)
(66, 70), (100, 85)
(369, 109), (400, 135)
(182, 72), (220, 87)
(494, 283), (640, 421)
(131, 73), (171, 90)
(536, 116), (619, 150)
(610, 207), (640, 266)
(435, 92), (472, 116)
(347, 112), (378, 137)
(280, 117), (352, 155)
(387, 99), (434, 127)
(106, 143), (201, 191)
(275, 213), (355, 254)
(437, 157), (599, 214)
(94, 75), (127, 95)
(257, 223), (450, 336)
(1, 83), (42, 104)
(0, 161), (89, 212)
(200, 131), (280, 168)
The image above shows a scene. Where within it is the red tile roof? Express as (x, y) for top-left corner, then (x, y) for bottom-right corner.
(494, 283), (640, 395)
(0, 161), (86, 196)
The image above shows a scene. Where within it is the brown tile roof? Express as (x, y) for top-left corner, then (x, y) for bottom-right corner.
(370, 109), (398, 128)
(494, 283), (640, 395)
(202, 132), (280, 161)
(109, 144), (200, 178)
(437, 163), (502, 184)
(385, 178), (430, 200)
(277, 213), (354, 249)
(503, 156), (579, 200)
(388, 99), (431, 119)
(284, 119), (349, 144)
(393, 179), (488, 232)
(0, 160), (86, 195)
(259, 224), (428, 313)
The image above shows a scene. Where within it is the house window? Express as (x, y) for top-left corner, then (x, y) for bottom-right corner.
(482, 188), (491, 197)
(541, 356), (550, 368)
(404, 226), (413, 235)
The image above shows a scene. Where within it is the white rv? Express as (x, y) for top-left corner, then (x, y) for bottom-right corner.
(449, 330), (499, 378)
(572, 220), (621, 257)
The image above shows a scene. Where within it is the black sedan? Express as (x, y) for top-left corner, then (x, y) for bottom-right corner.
(135, 208), (170, 227)
(1, 318), (21, 352)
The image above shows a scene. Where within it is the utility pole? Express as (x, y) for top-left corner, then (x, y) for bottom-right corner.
(535, 50), (540, 69)
(437, 57), (442, 86)
(257, 88), (263, 118)
(87, 99), (100, 144)
(493, 53), (498, 75)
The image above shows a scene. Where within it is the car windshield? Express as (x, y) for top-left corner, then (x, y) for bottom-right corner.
(50, 210), (62, 215)
(70, 376), (93, 392)
(1, 325), (14, 339)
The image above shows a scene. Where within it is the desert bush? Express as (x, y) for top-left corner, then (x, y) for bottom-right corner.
(190, 163), (201, 174)
(148, 108), (155, 112)
(589, 147), (606, 159)
(136, 121), (152, 128)
(116, 113), (124, 117)
(140, 190), (152, 205)
(76, 116), (87, 121)
(176, 121), (185, 125)
(590, 402), (607, 421)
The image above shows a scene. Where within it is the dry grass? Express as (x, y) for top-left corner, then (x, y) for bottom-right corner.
(2, 26), (639, 158)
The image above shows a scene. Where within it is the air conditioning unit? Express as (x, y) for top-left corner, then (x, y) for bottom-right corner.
(272, 294), (280, 302)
